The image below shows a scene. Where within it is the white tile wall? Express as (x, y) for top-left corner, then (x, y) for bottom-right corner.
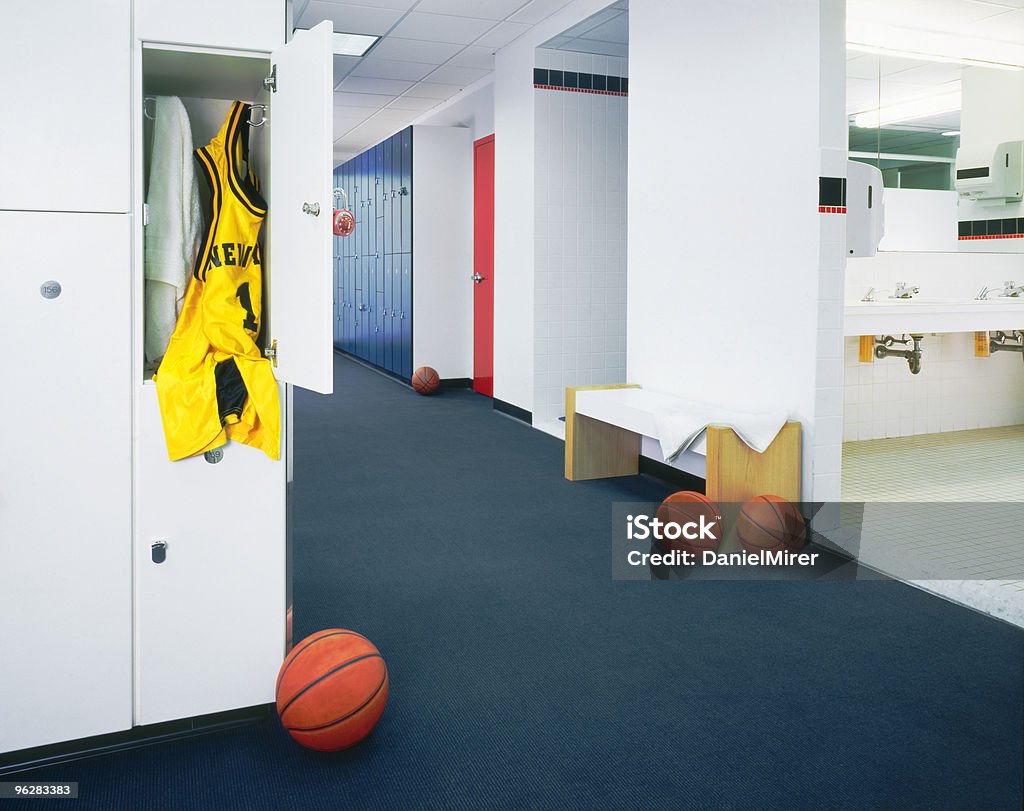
(535, 47), (628, 77)
(533, 50), (628, 424)
(843, 333), (1024, 441)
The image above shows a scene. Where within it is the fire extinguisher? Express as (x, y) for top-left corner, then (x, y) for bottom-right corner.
(332, 188), (355, 237)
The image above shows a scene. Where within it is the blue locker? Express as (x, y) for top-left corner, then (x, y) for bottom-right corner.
(382, 136), (392, 257)
(374, 255), (385, 368)
(390, 133), (400, 254)
(400, 128), (412, 254)
(400, 252), (412, 378)
(378, 254), (389, 372)
(390, 255), (402, 374)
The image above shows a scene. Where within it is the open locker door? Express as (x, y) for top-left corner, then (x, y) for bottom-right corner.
(265, 22), (334, 394)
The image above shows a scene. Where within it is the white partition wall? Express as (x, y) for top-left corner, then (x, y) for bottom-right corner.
(626, 0), (847, 500)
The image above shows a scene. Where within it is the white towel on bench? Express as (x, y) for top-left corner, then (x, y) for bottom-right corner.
(652, 396), (789, 461)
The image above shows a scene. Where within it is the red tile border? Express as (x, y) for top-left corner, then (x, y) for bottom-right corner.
(959, 233), (1024, 240)
(533, 84), (628, 97)
(818, 205), (847, 214)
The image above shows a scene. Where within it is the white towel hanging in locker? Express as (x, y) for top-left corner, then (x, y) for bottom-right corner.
(144, 95), (202, 366)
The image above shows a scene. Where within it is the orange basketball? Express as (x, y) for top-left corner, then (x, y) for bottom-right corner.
(411, 366), (440, 395)
(655, 491), (723, 555)
(737, 495), (806, 553)
(276, 629), (389, 752)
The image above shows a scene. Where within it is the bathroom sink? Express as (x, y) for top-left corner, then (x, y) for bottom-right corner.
(845, 296), (1024, 335)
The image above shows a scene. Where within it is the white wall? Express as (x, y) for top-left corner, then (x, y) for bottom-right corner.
(412, 126), (474, 379)
(414, 78), (494, 141)
(627, 0), (845, 500)
(878, 189), (958, 253)
(847, 250), (1024, 301)
(533, 48), (629, 426)
(843, 334), (1024, 441)
(492, 0), (616, 414)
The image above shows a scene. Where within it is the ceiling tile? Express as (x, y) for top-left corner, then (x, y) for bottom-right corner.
(337, 76), (415, 94)
(332, 91), (394, 108)
(389, 12), (496, 44)
(365, 107), (418, 123)
(332, 54), (363, 85)
(402, 81), (463, 99)
(351, 57), (438, 80)
(366, 37), (464, 63)
(412, 0), (529, 20)
(474, 20), (531, 48)
(425, 64), (490, 86)
(509, 0), (574, 25)
(449, 45), (496, 70)
(316, 0), (418, 8)
(386, 95), (444, 111)
(297, 1), (404, 35)
(579, 14), (628, 43)
(333, 116), (367, 138)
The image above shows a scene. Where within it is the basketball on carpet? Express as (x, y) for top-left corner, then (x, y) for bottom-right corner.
(411, 366), (440, 395)
(655, 491), (722, 556)
(736, 495), (806, 553)
(276, 629), (389, 751)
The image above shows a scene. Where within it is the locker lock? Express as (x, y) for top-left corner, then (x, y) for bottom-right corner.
(151, 540), (167, 564)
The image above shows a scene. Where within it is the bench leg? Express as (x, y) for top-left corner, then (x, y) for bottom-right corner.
(705, 422), (802, 502)
(565, 386), (641, 481)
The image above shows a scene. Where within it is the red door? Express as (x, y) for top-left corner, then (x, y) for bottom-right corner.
(473, 134), (495, 396)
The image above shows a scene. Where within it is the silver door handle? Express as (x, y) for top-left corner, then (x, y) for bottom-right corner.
(302, 202), (321, 216)
(471, 272), (484, 283)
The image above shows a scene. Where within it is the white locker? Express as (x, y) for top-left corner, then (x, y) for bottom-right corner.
(0, 212), (133, 753)
(0, 1), (131, 213)
(134, 0), (284, 54)
(0, 16), (335, 761)
(131, 25), (334, 723)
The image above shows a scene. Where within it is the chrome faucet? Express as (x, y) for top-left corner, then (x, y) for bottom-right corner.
(890, 281), (919, 299)
(976, 285), (994, 300)
(861, 287), (877, 302)
(1000, 280), (1024, 297)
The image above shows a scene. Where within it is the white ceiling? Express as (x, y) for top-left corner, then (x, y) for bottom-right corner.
(295, 0), (582, 165)
(847, 0), (1024, 132)
(541, 1), (627, 56)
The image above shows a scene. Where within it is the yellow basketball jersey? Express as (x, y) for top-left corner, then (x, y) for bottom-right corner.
(154, 101), (281, 461)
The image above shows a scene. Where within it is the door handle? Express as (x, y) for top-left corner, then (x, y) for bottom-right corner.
(302, 202), (321, 216)
(151, 540), (167, 564)
(471, 272), (485, 284)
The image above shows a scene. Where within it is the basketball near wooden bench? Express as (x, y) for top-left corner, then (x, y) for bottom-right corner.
(655, 491), (722, 555)
(737, 495), (806, 553)
(411, 366), (440, 395)
(276, 629), (389, 751)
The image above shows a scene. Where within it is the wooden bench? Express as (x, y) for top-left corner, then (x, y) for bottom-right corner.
(564, 385), (802, 502)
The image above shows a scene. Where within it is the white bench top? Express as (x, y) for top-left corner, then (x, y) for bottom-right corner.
(575, 388), (709, 456)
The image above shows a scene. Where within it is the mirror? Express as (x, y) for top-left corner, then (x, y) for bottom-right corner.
(847, 40), (1024, 255)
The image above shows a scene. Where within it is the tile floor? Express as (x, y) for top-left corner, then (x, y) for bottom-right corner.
(838, 425), (1024, 627)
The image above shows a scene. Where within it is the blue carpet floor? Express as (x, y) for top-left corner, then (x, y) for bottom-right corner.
(27, 355), (1024, 809)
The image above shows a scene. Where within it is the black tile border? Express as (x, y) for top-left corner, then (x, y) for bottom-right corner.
(958, 218), (1024, 240)
(534, 67), (628, 97)
(439, 377), (472, 389)
(493, 398), (532, 424)
(818, 176), (847, 212)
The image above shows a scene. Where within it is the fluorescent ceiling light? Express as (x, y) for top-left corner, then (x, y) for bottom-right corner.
(853, 90), (962, 128)
(294, 28), (379, 56)
(846, 20), (1024, 70)
(942, 130), (961, 137)
(847, 42), (1023, 71)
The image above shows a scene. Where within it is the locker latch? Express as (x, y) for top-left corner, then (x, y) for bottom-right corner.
(265, 339), (278, 367)
(151, 540), (167, 564)
(263, 65), (277, 93)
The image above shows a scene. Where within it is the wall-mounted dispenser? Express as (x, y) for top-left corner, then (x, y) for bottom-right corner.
(955, 140), (1024, 204)
(846, 160), (885, 257)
